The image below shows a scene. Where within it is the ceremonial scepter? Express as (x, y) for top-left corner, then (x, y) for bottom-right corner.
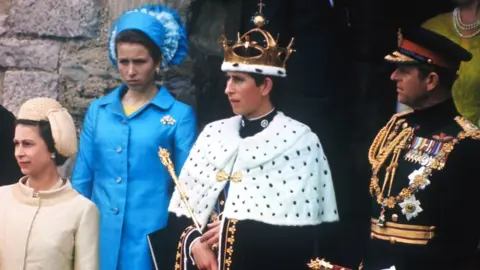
(158, 147), (203, 233)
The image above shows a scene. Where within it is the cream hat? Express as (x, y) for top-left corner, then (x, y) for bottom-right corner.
(17, 98), (77, 157)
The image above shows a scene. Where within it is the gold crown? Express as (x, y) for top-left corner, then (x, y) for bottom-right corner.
(220, 1), (295, 77)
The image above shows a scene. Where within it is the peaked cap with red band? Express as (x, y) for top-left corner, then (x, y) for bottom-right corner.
(385, 27), (472, 70)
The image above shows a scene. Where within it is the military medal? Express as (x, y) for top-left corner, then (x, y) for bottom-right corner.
(399, 195), (423, 220)
(408, 167), (430, 190)
(369, 115), (472, 224)
(405, 136), (443, 166)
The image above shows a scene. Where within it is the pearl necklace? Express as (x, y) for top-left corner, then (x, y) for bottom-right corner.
(453, 7), (480, 38)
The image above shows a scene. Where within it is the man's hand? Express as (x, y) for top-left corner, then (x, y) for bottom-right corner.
(192, 240), (218, 270)
(200, 220), (221, 247)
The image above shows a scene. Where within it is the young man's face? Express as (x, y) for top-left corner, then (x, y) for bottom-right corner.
(224, 72), (270, 118)
(390, 65), (430, 108)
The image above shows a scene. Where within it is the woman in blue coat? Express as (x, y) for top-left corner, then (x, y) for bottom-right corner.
(71, 5), (197, 270)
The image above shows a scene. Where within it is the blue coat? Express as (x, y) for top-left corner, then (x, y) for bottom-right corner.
(71, 84), (198, 270)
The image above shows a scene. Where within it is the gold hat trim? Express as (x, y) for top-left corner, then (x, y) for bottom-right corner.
(384, 51), (418, 64)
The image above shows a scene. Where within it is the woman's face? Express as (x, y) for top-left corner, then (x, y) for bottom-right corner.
(116, 42), (159, 91)
(14, 124), (54, 176)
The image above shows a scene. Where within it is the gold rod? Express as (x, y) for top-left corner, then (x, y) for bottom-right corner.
(158, 147), (202, 233)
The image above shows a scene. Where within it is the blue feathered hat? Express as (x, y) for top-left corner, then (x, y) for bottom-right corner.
(108, 4), (188, 69)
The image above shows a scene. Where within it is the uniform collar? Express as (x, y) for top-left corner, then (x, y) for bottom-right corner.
(408, 99), (458, 125)
(406, 98), (460, 135)
(240, 108), (277, 138)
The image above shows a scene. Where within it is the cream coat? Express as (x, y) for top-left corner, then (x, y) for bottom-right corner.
(0, 177), (99, 270)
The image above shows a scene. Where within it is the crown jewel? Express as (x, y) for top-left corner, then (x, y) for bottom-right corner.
(221, 0), (295, 77)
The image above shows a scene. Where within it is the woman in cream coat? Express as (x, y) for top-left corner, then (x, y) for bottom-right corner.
(0, 98), (99, 270)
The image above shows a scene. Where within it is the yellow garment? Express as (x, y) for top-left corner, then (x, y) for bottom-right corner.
(123, 105), (141, 116)
(423, 13), (480, 124)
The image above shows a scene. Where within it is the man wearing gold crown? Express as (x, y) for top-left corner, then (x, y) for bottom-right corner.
(360, 27), (480, 270)
(147, 2), (340, 270)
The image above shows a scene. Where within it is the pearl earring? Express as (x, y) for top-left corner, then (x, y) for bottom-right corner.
(51, 153), (56, 159)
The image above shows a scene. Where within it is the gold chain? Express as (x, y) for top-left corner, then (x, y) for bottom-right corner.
(369, 126), (414, 207)
(369, 115), (477, 209)
(369, 117), (474, 209)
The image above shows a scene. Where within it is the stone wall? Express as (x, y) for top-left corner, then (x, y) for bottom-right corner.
(1, 0), (102, 121)
(0, 0), (216, 176)
(0, 0), (198, 128)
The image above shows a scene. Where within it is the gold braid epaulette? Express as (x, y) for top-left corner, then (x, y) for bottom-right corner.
(455, 116), (480, 140)
(368, 110), (412, 166)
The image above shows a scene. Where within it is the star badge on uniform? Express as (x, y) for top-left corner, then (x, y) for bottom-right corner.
(399, 195), (423, 220)
(408, 166), (430, 190)
(161, 115), (176, 125)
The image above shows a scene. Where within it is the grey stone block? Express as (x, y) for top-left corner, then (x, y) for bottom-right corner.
(3, 71), (59, 116)
(0, 38), (61, 71)
(58, 40), (120, 124)
(0, 14), (7, 36)
(10, 0), (100, 38)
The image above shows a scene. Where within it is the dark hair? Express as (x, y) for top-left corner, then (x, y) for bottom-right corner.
(415, 63), (458, 91)
(15, 119), (68, 166)
(248, 73), (285, 109)
(115, 29), (162, 64)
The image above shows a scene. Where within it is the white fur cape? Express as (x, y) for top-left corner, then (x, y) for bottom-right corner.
(168, 112), (339, 230)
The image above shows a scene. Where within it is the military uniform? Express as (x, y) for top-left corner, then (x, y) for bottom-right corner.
(362, 28), (480, 270)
